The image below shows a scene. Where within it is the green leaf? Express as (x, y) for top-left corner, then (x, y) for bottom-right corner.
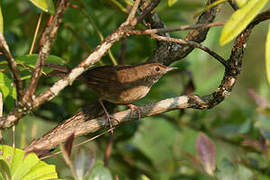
(0, 3), (3, 34)
(28, 0), (55, 14)
(266, 24), (270, 85)
(168, 0), (178, 7)
(0, 72), (16, 111)
(15, 54), (66, 80)
(220, 0), (268, 46)
(88, 161), (112, 180)
(236, 0), (248, 7)
(0, 145), (60, 180)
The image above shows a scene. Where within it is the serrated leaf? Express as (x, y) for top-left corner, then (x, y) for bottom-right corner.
(236, 0), (248, 7)
(266, 24), (270, 86)
(196, 133), (216, 176)
(220, 0), (268, 46)
(168, 0), (178, 7)
(0, 4), (3, 34)
(0, 145), (60, 180)
(28, 0), (55, 14)
(0, 72), (16, 111)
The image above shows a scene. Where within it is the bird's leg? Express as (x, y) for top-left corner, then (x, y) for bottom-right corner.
(98, 98), (118, 134)
(127, 104), (141, 120)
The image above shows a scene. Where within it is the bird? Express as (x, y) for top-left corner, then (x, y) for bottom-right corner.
(46, 63), (177, 131)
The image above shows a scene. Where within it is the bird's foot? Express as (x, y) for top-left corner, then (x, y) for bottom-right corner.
(98, 98), (120, 134)
(103, 113), (119, 134)
(127, 104), (141, 120)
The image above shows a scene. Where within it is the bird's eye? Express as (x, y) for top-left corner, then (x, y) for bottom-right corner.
(155, 67), (160, 72)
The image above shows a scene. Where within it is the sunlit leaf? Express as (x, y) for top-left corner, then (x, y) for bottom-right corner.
(266, 24), (270, 85)
(0, 4), (3, 34)
(220, 0), (268, 46)
(0, 145), (60, 179)
(28, 0), (55, 14)
(196, 133), (216, 176)
(236, 0), (248, 7)
(168, 0), (178, 7)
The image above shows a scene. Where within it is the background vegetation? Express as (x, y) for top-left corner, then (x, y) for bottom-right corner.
(1, 0), (270, 179)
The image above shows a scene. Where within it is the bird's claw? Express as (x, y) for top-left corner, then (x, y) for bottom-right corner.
(127, 104), (141, 120)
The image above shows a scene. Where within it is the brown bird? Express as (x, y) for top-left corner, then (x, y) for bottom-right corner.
(47, 63), (177, 130)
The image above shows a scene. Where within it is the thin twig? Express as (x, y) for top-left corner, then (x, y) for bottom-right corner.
(80, 9), (117, 65)
(146, 0), (218, 65)
(29, 13), (43, 54)
(126, 21), (225, 35)
(125, 0), (141, 25)
(136, 0), (160, 22)
(40, 127), (115, 160)
(0, 34), (24, 100)
(23, 0), (70, 104)
(151, 34), (228, 68)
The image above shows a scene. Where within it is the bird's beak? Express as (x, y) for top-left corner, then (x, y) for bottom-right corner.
(166, 66), (178, 72)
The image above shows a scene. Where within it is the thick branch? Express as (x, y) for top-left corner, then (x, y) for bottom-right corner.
(0, 34), (24, 100)
(0, 0), (158, 129)
(147, 0), (218, 65)
(25, 10), (270, 154)
(23, 0), (70, 104)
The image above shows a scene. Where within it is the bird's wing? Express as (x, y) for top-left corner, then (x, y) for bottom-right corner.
(81, 65), (128, 87)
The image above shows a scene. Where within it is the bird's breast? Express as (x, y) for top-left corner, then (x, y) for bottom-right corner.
(120, 85), (150, 104)
(100, 85), (150, 104)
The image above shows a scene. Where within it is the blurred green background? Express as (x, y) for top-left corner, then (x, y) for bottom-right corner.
(1, 0), (270, 179)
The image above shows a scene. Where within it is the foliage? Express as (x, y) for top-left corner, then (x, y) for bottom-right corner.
(0, 0), (270, 179)
(0, 145), (59, 179)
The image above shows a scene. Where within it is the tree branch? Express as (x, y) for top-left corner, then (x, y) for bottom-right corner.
(147, 0), (219, 65)
(0, 34), (24, 100)
(22, 0), (70, 104)
(24, 10), (270, 154)
(150, 34), (228, 68)
(126, 21), (225, 35)
(0, 0), (159, 129)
